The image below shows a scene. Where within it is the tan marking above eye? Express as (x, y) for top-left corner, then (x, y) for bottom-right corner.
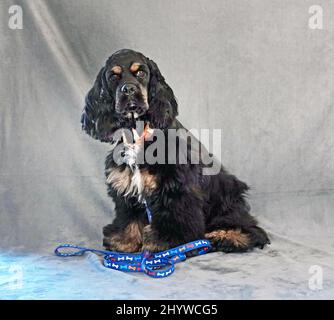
(130, 62), (141, 72)
(111, 66), (122, 74)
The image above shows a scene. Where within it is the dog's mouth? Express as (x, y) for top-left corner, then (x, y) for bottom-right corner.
(115, 102), (148, 130)
(120, 114), (142, 135)
(104, 111), (152, 144)
(125, 111), (140, 119)
(124, 109), (143, 124)
(116, 93), (149, 122)
(123, 101), (147, 119)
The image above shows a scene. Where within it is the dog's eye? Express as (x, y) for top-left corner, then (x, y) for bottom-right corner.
(135, 70), (146, 78)
(109, 73), (120, 81)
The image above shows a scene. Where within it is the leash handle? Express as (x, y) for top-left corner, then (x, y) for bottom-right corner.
(54, 244), (118, 257)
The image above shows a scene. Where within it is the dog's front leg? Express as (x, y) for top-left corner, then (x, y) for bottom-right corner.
(103, 199), (147, 253)
(141, 192), (205, 252)
(103, 219), (144, 253)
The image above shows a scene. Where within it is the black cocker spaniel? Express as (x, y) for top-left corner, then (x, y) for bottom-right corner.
(81, 49), (270, 254)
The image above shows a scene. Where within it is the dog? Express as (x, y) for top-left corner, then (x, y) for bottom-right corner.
(81, 49), (270, 254)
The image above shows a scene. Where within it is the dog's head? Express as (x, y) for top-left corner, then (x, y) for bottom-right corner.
(81, 49), (178, 142)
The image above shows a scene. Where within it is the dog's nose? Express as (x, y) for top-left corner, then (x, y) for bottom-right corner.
(120, 83), (137, 96)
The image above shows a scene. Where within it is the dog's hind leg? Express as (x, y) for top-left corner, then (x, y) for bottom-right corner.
(204, 171), (270, 253)
(205, 226), (270, 253)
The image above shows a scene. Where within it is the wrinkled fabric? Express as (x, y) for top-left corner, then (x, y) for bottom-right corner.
(0, 0), (333, 299)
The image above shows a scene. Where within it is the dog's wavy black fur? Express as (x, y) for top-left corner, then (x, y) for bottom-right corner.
(81, 49), (270, 253)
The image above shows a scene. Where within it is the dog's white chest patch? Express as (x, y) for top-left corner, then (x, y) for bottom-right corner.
(106, 167), (157, 198)
(106, 126), (156, 198)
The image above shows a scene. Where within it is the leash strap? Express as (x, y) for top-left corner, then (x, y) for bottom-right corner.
(54, 239), (211, 278)
(142, 199), (153, 224)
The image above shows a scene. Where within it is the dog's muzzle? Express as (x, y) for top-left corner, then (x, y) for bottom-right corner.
(116, 83), (148, 119)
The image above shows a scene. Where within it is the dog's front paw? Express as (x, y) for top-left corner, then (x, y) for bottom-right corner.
(103, 223), (143, 253)
(103, 235), (142, 253)
(103, 235), (119, 251)
(142, 225), (170, 253)
(246, 226), (271, 249)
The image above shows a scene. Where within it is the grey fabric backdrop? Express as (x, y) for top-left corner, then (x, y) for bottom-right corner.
(0, 0), (333, 299)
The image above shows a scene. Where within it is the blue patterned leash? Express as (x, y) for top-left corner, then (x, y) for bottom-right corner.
(54, 239), (211, 278)
(54, 200), (212, 278)
(54, 199), (212, 278)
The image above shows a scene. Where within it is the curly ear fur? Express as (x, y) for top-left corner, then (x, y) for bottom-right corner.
(146, 58), (178, 129)
(81, 67), (121, 142)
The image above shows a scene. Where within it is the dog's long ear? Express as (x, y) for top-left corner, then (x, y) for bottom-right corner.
(146, 58), (178, 129)
(81, 67), (118, 142)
